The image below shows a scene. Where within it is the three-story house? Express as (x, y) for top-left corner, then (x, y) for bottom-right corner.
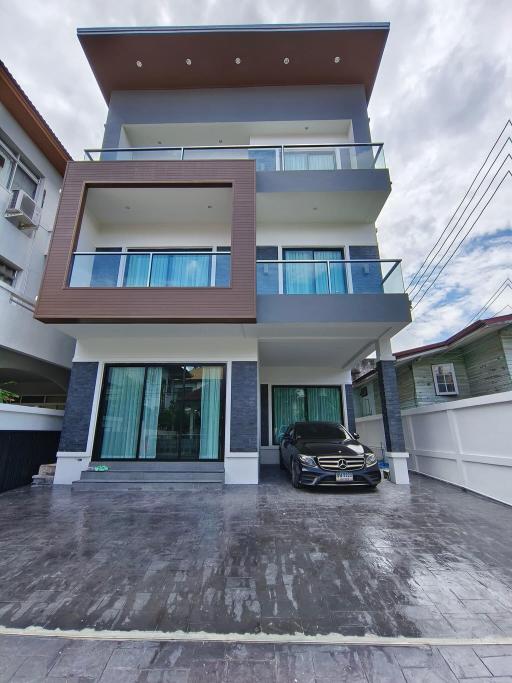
(35, 23), (412, 488)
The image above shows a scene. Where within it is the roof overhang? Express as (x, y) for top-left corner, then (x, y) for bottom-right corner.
(77, 23), (389, 104)
(0, 60), (71, 174)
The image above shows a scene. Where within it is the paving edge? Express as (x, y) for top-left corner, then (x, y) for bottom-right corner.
(0, 626), (511, 647)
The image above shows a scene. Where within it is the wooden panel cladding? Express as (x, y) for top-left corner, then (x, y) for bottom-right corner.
(34, 160), (256, 323)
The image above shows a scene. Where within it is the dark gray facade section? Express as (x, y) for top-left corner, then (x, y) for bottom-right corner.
(377, 360), (406, 452)
(260, 384), (269, 447)
(256, 246), (279, 295)
(230, 361), (258, 452)
(257, 293), (411, 324)
(344, 384), (356, 434)
(256, 169), (390, 194)
(58, 362), (99, 452)
(349, 245), (382, 293)
(103, 85), (372, 147)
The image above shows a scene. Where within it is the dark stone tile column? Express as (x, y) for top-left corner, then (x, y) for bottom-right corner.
(260, 383), (269, 447)
(377, 359), (406, 452)
(230, 361), (258, 452)
(59, 362), (99, 452)
(344, 384), (356, 434)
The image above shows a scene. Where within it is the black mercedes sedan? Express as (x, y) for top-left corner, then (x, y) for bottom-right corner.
(279, 421), (381, 489)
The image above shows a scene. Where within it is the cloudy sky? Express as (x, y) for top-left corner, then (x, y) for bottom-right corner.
(1, 0), (510, 351)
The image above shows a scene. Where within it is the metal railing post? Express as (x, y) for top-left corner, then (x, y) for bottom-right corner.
(326, 260), (332, 293)
(146, 252), (154, 287)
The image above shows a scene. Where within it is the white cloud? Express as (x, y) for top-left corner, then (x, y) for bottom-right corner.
(0, 0), (510, 352)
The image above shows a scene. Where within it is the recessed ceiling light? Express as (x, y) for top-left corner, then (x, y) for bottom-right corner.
(313, 207), (318, 211)
(304, 126), (309, 130)
(136, 60), (142, 68)
(125, 205), (131, 210)
(218, 139), (223, 144)
(157, 141), (162, 145)
(185, 58), (192, 66)
(283, 57), (290, 64)
(334, 56), (341, 63)
(235, 57), (241, 64)
(207, 205), (212, 209)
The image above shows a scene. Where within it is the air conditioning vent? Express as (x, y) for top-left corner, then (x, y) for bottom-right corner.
(5, 189), (40, 231)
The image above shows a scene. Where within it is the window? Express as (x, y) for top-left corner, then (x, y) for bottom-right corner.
(283, 248), (346, 294)
(272, 385), (342, 444)
(0, 258), (18, 287)
(432, 363), (458, 396)
(284, 148), (336, 171)
(0, 136), (40, 198)
(294, 422), (350, 440)
(95, 364), (225, 461)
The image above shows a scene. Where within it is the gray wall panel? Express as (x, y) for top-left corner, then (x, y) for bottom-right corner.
(230, 361), (258, 452)
(103, 84), (372, 147)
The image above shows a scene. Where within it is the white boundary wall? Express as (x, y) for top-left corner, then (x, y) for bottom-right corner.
(0, 404), (64, 431)
(356, 391), (512, 506)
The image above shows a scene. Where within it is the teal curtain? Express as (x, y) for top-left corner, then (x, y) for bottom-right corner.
(99, 367), (145, 459)
(150, 254), (211, 287)
(284, 150), (335, 170)
(138, 367), (163, 459)
(314, 250), (346, 293)
(284, 250), (315, 293)
(284, 152), (308, 170)
(199, 366), (223, 460)
(284, 250), (345, 294)
(124, 254), (149, 286)
(307, 387), (341, 422)
(273, 387), (306, 442)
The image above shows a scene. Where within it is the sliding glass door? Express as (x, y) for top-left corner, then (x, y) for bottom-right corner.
(95, 364), (225, 461)
(283, 249), (347, 294)
(272, 385), (342, 443)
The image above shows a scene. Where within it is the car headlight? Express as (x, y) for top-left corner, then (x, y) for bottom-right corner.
(365, 451), (378, 467)
(298, 454), (316, 467)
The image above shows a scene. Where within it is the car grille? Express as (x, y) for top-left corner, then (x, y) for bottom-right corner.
(316, 455), (365, 471)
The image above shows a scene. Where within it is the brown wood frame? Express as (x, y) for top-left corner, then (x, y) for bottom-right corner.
(34, 160), (256, 323)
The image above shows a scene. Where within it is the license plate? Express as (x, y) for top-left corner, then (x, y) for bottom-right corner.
(336, 472), (353, 482)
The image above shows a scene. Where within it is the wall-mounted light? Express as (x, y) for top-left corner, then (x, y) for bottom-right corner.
(334, 56), (341, 63)
(136, 60), (143, 68)
(283, 57), (290, 64)
(235, 57), (241, 64)
(185, 58), (192, 66)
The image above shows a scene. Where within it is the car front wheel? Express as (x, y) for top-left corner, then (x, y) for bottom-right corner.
(291, 457), (302, 489)
(279, 448), (285, 470)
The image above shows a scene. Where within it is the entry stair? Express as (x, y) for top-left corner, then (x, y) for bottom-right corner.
(72, 461), (225, 492)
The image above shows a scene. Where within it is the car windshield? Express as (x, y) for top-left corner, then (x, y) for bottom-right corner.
(295, 423), (350, 440)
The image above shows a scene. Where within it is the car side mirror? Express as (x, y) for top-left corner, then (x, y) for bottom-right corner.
(353, 432), (360, 440)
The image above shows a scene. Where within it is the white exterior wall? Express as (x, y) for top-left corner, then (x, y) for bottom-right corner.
(257, 223), (377, 249)
(0, 403), (63, 431)
(356, 392), (512, 506)
(0, 101), (74, 367)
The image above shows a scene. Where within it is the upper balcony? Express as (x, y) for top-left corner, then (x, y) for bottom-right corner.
(84, 142), (390, 223)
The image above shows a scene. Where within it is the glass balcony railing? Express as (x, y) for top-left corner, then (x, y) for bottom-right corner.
(256, 259), (404, 295)
(83, 143), (386, 171)
(68, 251), (231, 288)
(68, 252), (404, 295)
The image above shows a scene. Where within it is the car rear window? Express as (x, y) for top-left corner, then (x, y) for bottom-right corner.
(295, 423), (349, 440)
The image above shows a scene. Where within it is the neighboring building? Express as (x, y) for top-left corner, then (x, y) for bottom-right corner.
(353, 314), (512, 505)
(34, 23), (412, 488)
(0, 60), (74, 408)
(353, 314), (512, 417)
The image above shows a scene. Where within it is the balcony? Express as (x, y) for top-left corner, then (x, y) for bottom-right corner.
(84, 142), (385, 170)
(84, 143), (389, 223)
(68, 252), (405, 295)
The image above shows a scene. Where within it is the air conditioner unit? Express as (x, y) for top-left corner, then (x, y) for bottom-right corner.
(4, 189), (40, 231)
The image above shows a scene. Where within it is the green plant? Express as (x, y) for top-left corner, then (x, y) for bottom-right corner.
(0, 382), (19, 404)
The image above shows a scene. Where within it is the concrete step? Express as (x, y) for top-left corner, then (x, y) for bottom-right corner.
(72, 480), (224, 492)
(80, 470), (224, 483)
(90, 461), (224, 473)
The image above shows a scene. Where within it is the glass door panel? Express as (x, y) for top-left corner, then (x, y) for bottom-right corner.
(154, 366), (184, 461)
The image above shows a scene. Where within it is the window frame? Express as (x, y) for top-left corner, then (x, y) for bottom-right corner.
(0, 256), (19, 288)
(431, 362), (459, 396)
(0, 135), (41, 200)
(271, 384), (344, 445)
(92, 362), (227, 462)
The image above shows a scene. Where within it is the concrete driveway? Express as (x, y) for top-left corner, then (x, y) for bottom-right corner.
(0, 468), (511, 639)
